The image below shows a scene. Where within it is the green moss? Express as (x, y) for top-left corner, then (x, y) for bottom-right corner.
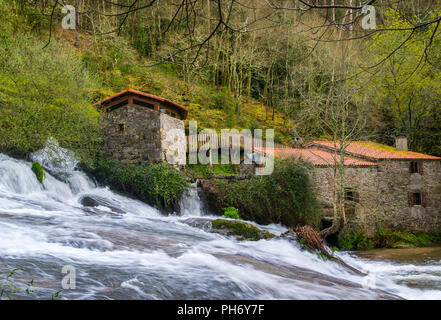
(376, 226), (441, 248)
(212, 219), (275, 241)
(358, 141), (419, 156)
(340, 225), (441, 250)
(31, 162), (45, 184)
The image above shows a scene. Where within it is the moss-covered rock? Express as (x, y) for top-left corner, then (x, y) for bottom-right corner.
(31, 162), (45, 184)
(211, 219), (275, 241)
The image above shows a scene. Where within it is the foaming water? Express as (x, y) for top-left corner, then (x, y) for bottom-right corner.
(0, 153), (439, 299)
(179, 182), (203, 216)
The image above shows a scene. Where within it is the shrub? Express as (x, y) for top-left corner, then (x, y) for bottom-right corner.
(82, 160), (189, 213)
(338, 232), (373, 251)
(209, 159), (321, 227)
(222, 207), (240, 219)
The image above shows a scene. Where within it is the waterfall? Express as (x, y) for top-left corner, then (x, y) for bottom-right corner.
(0, 152), (440, 300)
(179, 181), (203, 216)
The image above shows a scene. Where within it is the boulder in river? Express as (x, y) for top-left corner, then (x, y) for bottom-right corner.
(181, 217), (275, 241)
(79, 195), (126, 216)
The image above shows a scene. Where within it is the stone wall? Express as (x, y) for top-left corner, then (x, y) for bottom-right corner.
(159, 113), (186, 165)
(312, 160), (441, 235)
(102, 104), (186, 164)
(312, 166), (380, 237)
(375, 160), (441, 233)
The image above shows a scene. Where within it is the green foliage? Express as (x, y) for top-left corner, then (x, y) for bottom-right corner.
(211, 159), (321, 227)
(365, 8), (441, 156)
(222, 207), (240, 220)
(0, 269), (34, 300)
(211, 219), (275, 241)
(51, 290), (63, 300)
(299, 237), (308, 250)
(339, 224), (441, 250)
(0, 32), (102, 161)
(186, 162), (239, 178)
(31, 162), (45, 184)
(83, 160), (189, 213)
(338, 232), (373, 251)
(315, 251), (328, 260)
(210, 87), (238, 114)
(375, 224), (441, 248)
(330, 246), (339, 253)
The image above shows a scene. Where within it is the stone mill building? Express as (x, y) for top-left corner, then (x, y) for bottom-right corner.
(264, 138), (441, 235)
(94, 88), (188, 165)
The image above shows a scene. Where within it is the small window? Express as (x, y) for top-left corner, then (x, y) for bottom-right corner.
(408, 192), (427, 207)
(344, 188), (360, 203)
(160, 108), (166, 113)
(410, 161), (423, 174)
(171, 112), (177, 118)
(118, 123), (125, 132)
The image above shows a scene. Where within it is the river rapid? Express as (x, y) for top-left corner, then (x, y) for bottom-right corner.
(0, 153), (440, 300)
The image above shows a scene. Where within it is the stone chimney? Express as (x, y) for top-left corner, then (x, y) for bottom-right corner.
(292, 137), (304, 148)
(395, 136), (408, 151)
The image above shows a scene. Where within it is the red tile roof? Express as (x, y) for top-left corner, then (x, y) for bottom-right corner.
(93, 88), (188, 119)
(305, 141), (441, 160)
(256, 148), (377, 167)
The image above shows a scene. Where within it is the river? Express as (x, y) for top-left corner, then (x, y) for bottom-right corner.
(0, 153), (440, 300)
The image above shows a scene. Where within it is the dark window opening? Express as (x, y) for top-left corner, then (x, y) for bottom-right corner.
(133, 99), (154, 109)
(344, 188), (360, 203)
(408, 192), (427, 207)
(118, 123), (125, 132)
(410, 161), (423, 174)
(171, 112), (177, 118)
(108, 99), (128, 112)
(414, 193), (422, 205)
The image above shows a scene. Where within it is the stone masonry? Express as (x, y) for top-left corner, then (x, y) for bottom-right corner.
(102, 103), (185, 164)
(311, 158), (441, 235)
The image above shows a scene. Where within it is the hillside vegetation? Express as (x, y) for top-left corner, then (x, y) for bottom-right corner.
(0, 0), (440, 160)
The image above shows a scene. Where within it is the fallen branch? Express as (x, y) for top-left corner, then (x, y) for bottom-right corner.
(295, 225), (333, 258)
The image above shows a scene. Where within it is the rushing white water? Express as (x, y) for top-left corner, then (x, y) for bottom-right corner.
(179, 182), (203, 216)
(0, 153), (440, 300)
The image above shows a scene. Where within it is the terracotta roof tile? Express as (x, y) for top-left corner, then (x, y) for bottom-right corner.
(304, 141), (441, 160)
(256, 148), (377, 167)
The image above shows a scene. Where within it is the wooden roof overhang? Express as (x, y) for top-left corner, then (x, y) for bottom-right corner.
(93, 88), (188, 120)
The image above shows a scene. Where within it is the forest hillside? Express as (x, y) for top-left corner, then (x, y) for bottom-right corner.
(0, 0), (440, 159)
